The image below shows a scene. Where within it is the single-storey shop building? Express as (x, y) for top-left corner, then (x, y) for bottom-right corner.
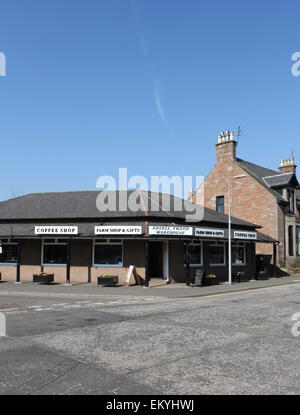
(0, 191), (277, 285)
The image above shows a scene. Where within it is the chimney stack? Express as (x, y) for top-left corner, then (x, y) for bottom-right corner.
(216, 130), (238, 164)
(279, 157), (297, 174)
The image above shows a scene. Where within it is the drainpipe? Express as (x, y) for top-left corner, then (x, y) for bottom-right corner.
(16, 241), (21, 283)
(144, 240), (149, 288)
(185, 242), (191, 286)
(273, 242), (280, 277)
(66, 239), (71, 285)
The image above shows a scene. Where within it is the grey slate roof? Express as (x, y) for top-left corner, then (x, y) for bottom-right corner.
(0, 190), (258, 228)
(263, 173), (296, 188)
(236, 158), (289, 203)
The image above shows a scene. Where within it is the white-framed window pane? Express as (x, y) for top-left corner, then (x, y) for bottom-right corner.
(43, 245), (67, 265)
(94, 244), (123, 266)
(189, 244), (202, 265)
(0, 244), (18, 264)
(209, 244), (225, 265)
(232, 243), (245, 265)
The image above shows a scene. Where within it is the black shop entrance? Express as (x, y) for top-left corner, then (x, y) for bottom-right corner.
(149, 241), (164, 279)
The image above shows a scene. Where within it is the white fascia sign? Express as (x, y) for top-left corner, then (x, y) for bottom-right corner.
(95, 226), (142, 235)
(35, 226), (79, 235)
(234, 231), (257, 240)
(149, 226), (193, 236)
(195, 228), (225, 238)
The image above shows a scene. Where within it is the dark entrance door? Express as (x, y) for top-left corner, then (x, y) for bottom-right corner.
(149, 241), (163, 279)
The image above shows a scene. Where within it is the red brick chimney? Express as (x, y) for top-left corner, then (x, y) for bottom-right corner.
(279, 158), (297, 175)
(216, 131), (237, 164)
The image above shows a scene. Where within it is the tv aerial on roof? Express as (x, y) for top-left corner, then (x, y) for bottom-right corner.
(237, 126), (242, 141)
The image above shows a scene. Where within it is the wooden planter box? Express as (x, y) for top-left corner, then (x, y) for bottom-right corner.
(233, 274), (249, 283)
(204, 279), (219, 286)
(33, 274), (54, 284)
(97, 276), (118, 287)
(256, 274), (269, 281)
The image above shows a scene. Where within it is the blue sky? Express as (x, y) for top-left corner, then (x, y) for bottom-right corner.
(0, 0), (299, 200)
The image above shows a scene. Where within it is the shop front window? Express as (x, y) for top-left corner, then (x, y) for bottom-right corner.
(94, 239), (123, 267)
(43, 239), (67, 265)
(0, 241), (18, 264)
(232, 242), (246, 265)
(189, 242), (202, 266)
(209, 242), (225, 266)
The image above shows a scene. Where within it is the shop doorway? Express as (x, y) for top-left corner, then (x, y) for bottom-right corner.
(149, 241), (169, 281)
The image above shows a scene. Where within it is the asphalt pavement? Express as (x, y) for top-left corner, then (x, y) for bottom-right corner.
(1, 281), (300, 394)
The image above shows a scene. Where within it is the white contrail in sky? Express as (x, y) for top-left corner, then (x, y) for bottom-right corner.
(154, 82), (168, 128)
(131, 0), (170, 132)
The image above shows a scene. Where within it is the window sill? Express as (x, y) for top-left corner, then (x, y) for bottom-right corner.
(0, 263), (17, 267)
(93, 264), (123, 268)
(42, 264), (67, 267)
(209, 264), (226, 267)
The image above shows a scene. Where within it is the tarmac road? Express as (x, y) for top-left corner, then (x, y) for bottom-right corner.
(1, 283), (300, 395)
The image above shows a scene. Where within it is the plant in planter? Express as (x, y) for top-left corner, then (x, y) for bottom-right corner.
(33, 272), (54, 284)
(256, 268), (269, 281)
(205, 274), (219, 286)
(97, 274), (118, 287)
(235, 271), (249, 283)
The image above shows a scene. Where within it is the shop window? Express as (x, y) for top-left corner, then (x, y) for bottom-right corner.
(209, 242), (225, 266)
(216, 196), (225, 214)
(0, 241), (18, 264)
(232, 242), (246, 265)
(43, 239), (67, 265)
(189, 241), (203, 267)
(288, 226), (294, 257)
(94, 239), (123, 267)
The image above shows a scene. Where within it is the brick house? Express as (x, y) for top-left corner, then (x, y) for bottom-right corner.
(193, 131), (300, 273)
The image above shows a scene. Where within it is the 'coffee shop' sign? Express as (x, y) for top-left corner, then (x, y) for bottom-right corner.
(234, 231), (257, 240)
(35, 226), (78, 235)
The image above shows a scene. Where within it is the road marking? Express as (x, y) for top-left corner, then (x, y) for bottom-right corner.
(0, 308), (19, 312)
(35, 308), (54, 312)
(0, 297), (155, 314)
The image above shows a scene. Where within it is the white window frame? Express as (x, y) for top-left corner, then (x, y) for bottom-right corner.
(232, 242), (246, 266)
(0, 239), (18, 266)
(93, 239), (123, 268)
(42, 238), (68, 267)
(209, 241), (226, 267)
(188, 240), (203, 267)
